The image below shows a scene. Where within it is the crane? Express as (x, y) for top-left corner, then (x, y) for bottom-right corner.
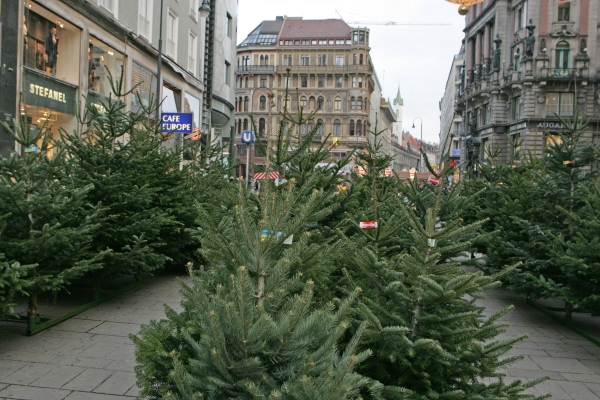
(336, 10), (450, 26)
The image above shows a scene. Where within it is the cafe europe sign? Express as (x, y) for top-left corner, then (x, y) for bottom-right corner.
(24, 68), (77, 115)
(161, 113), (193, 134)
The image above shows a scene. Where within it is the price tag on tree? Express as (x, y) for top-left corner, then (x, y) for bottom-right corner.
(360, 221), (378, 229)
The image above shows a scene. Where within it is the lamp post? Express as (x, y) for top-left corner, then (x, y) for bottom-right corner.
(412, 117), (423, 172)
(155, 0), (211, 120)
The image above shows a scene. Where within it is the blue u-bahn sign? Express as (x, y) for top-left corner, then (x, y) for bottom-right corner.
(241, 130), (255, 144)
(161, 113), (193, 134)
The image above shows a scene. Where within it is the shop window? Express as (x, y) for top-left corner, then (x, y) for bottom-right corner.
(259, 95), (267, 111)
(334, 96), (342, 111)
(88, 37), (125, 97)
(558, 2), (570, 21)
(23, 6), (81, 85)
(183, 92), (201, 133)
(138, 0), (152, 41)
(334, 119), (341, 136)
(546, 92), (574, 117)
(166, 10), (178, 60)
(317, 96), (324, 109)
(131, 61), (157, 113)
(188, 31), (198, 75)
(545, 132), (563, 148)
(350, 120), (355, 136)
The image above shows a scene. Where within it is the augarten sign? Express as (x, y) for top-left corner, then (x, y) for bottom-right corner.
(161, 113), (193, 134)
(537, 122), (566, 129)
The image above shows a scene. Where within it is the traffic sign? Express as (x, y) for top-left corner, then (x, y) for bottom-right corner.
(241, 130), (255, 144)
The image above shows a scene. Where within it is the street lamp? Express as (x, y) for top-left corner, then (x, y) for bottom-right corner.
(199, 0), (211, 18)
(412, 117), (423, 172)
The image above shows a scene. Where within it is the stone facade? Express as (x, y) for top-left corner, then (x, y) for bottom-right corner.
(455, 0), (600, 169)
(439, 52), (464, 163)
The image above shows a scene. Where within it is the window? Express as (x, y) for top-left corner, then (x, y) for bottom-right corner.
(558, 2), (570, 21)
(138, 0), (152, 41)
(514, 48), (521, 71)
(284, 76), (290, 88)
(483, 104), (490, 125)
(334, 119), (341, 136)
(309, 96), (315, 110)
(353, 31), (358, 44)
(328, 40), (334, 45)
(358, 77), (363, 88)
(351, 97), (356, 110)
(99, 0), (118, 17)
(352, 77), (356, 88)
(302, 40), (310, 45)
(359, 31), (365, 44)
(336, 76), (342, 88)
(318, 54), (327, 65)
(357, 97), (362, 110)
(336, 40), (344, 45)
(353, 54), (357, 65)
(166, 10), (178, 60)
(357, 120), (362, 136)
(546, 93), (574, 116)
(224, 61), (230, 85)
(189, 0), (199, 20)
(244, 96), (248, 111)
(284, 55), (292, 66)
(555, 41), (570, 70)
(359, 54), (363, 65)
(311, 40), (317, 45)
(188, 31), (197, 75)
(131, 61), (157, 114)
(88, 37), (125, 97)
(301, 75), (308, 87)
(259, 95), (266, 111)
(481, 138), (489, 161)
(260, 76), (267, 88)
(317, 96), (324, 109)
(300, 96), (307, 109)
(301, 55), (309, 66)
(284, 40), (292, 46)
(335, 55), (344, 66)
(364, 97), (368, 110)
(350, 120), (355, 136)
(259, 118), (265, 134)
(334, 96), (342, 111)
(512, 96), (521, 120)
(295, 40), (300, 46)
(226, 13), (233, 38)
(318, 76), (324, 88)
(319, 40), (326, 45)
(317, 119), (324, 136)
(243, 119), (248, 130)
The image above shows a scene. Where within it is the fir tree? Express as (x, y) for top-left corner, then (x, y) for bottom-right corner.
(0, 118), (102, 325)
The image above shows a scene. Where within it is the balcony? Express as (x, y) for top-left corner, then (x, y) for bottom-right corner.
(276, 64), (373, 74)
(544, 68), (587, 79)
(236, 65), (275, 74)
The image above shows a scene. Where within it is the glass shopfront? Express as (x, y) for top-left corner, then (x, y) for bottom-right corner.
(88, 37), (125, 98)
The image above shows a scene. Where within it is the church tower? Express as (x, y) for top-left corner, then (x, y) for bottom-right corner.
(392, 85), (403, 135)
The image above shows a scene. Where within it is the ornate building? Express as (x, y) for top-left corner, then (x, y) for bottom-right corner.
(454, 0), (599, 169)
(234, 17), (377, 177)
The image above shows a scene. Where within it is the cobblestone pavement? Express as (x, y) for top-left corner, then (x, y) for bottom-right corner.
(1, 272), (599, 399)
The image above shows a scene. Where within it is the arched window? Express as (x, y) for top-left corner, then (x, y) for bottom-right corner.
(358, 77), (363, 88)
(317, 119), (324, 136)
(259, 118), (265, 134)
(260, 55), (264, 66)
(353, 53), (357, 65)
(317, 96), (324, 109)
(357, 120), (362, 136)
(333, 119), (341, 136)
(243, 118), (248, 131)
(308, 119), (314, 134)
(359, 54), (363, 65)
(351, 97), (356, 110)
(350, 120), (355, 136)
(357, 97), (363, 110)
(244, 96), (249, 111)
(259, 95), (267, 111)
(309, 96), (315, 110)
(334, 96), (342, 111)
(265, 55), (269, 65)
(300, 96), (307, 109)
(555, 41), (570, 70)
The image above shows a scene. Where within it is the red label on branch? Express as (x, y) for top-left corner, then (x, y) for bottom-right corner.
(360, 221), (378, 229)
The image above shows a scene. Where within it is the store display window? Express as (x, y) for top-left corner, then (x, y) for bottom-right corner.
(88, 37), (125, 98)
(23, 3), (81, 85)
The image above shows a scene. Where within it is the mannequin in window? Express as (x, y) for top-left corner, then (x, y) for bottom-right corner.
(45, 27), (59, 75)
(23, 16), (28, 50)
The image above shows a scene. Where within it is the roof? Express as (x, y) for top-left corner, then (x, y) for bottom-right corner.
(239, 19), (284, 47)
(279, 18), (351, 40)
(393, 86), (404, 106)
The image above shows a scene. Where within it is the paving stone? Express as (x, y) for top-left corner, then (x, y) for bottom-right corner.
(61, 368), (113, 392)
(30, 366), (85, 389)
(0, 360), (27, 381)
(581, 359), (600, 375)
(64, 391), (135, 400)
(534, 379), (573, 399)
(50, 318), (104, 333)
(2, 363), (56, 385)
(504, 367), (564, 380)
(103, 360), (136, 371)
(560, 372), (600, 383)
(530, 356), (595, 374)
(585, 382), (600, 395)
(76, 342), (121, 359)
(50, 340), (95, 356)
(0, 384), (71, 400)
(124, 385), (140, 397)
(93, 371), (136, 395)
(510, 356), (543, 371)
(88, 322), (140, 337)
(52, 356), (112, 369)
(556, 380), (600, 400)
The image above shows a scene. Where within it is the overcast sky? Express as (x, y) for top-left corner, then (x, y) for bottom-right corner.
(237, 0), (467, 143)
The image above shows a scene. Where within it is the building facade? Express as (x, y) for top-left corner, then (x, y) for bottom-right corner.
(0, 0), (236, 157)
(233, 17), (377, 177)
(439, 51), (464, 164)
(455, 0), (600, 169)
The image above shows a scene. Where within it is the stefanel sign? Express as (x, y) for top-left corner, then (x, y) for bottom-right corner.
(24, 68), (77, 115)
(161, 113), (193, 134)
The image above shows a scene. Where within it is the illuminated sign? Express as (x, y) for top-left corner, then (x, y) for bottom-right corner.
(24, 69), (77, 115)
